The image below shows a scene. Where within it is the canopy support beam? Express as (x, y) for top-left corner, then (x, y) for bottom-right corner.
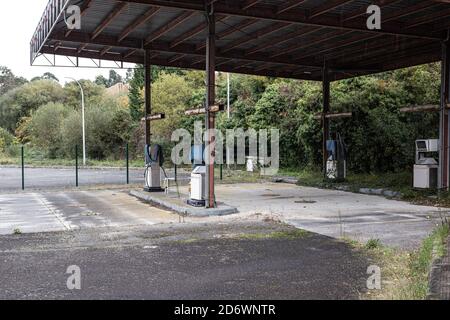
(205, 5), (216, 208)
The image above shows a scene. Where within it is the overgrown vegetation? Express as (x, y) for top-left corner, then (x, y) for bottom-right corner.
(0, 63), (442, 176)
(238, 229), (310, 240)
(364, 223), (449, 300)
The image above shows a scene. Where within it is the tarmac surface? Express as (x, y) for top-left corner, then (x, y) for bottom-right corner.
(0, 221), (369, 300)
(0, 166), (144, 191)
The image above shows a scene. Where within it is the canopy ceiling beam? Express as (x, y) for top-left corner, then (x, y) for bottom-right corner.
(119, 0), (445, 40)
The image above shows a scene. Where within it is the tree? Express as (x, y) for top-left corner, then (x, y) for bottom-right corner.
(94, 75), (109, 87)
(95, 71), (124, 88)
(31, 72), (59, 82)
(127, 65), (187, 121)
(63, 80), (105, 109)
(128, 66), (145, 121)
(108, 70), (123, 87)
(42, 72), (59, 82)
(0, 79), (65, 131)
(151, 72), (193, 141)
(26, 102), (70, 157)
(0, 66), (27, 95)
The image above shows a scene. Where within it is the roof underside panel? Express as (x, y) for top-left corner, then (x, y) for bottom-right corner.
(31, 0), (450, 81)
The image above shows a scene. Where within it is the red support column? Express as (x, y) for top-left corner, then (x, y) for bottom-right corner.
(144, 49), (152, 146)
(322, 62), (330, 179)
(205, 6), (216, 208)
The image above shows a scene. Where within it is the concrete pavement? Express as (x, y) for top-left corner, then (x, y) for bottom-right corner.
(0, 190), (178, 235)
(159, 183), (445, 249)
(0, 181), (445, 249)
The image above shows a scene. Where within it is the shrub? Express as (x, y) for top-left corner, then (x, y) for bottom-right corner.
(26, 102), (70, 158)
(0, 127), (16, 156)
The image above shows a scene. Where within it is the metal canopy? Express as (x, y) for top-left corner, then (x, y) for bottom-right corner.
(31, 0), (450, 81)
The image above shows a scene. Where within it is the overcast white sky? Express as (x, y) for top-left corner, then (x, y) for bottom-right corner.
(0, 1), (128, 84)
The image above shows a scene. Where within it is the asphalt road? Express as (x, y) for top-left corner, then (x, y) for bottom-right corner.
(0, 222), (369, 300)
(0, 166), (144, 191)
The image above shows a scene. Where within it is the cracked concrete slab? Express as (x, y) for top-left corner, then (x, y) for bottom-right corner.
(0, 182), (446, 249)
(0, 190), (178, 235)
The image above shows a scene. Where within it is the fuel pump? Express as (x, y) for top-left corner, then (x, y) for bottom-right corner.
(326, 133), (347, 181)
(144, 144), (165, 192)
(187, 144), (206, 207)
(413, 139), (439, 189)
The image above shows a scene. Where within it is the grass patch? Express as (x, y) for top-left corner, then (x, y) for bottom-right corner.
(279, 168), (450, 207)
(365, 238), (382, 250)
(364, 223), (449, 300)
(175, 238), (200, 244)
(215, 167), (263, 184)
(238, 228), (309, 240)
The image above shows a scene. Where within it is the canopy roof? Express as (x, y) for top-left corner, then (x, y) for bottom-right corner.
(31, 0), (450, 81)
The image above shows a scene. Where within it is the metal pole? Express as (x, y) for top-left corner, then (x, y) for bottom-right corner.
(205, 5), (216, 208)
(144, 50), (152, 147)
(66, 77), (86, 166)
(75, 145), (79, 187)
(227, 73), (231, 119)
(226, 73), (231, 170)
(322, 61), (330, 179)
(21, 146), (24, 191)
(126, 143), (130, 185)
(174, 164), (178, 182)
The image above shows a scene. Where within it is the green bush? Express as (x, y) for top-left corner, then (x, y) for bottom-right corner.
(0, 127), (14, 151)
(0, 80), (65, 131)
(26, 102), (70, 158)
(60, 99), (134, 160)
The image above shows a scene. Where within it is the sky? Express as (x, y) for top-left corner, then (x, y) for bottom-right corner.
(0, 0), (128, 84)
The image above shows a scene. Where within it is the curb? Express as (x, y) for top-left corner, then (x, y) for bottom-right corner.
(130, 189), (239, 217)
(272, 176), (402, 198)
(427, 238), (444, 300)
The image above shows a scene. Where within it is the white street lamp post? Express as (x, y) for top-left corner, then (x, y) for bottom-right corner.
(66, 77), (86, 166)
(227, 73), (231, 169)
(227, 72), (231, 119)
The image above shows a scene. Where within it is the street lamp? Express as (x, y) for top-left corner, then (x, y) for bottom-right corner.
(65, 77), (86, 166)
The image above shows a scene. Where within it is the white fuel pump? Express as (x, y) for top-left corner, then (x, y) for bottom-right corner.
(413, 139), (439, 189)
(144, 144), (164, 192)
(187, 145), (207, 207)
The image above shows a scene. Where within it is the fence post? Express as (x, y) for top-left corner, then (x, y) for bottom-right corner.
(220, 164), (223, 181)
(21, 146), (25, 190)
(75, 145), (79, 187)
(174, 164), (178, 182)
(126, 143), (129, 185)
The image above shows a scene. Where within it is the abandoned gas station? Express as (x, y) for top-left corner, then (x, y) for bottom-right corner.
(30, 0), (450, 211)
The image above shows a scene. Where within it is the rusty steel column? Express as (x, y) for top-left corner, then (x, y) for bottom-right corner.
(144, 49), (152, 146)
(322, 62), (330, 179)
(439, 39), (450, 189)
(205, 6), (216, 208)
